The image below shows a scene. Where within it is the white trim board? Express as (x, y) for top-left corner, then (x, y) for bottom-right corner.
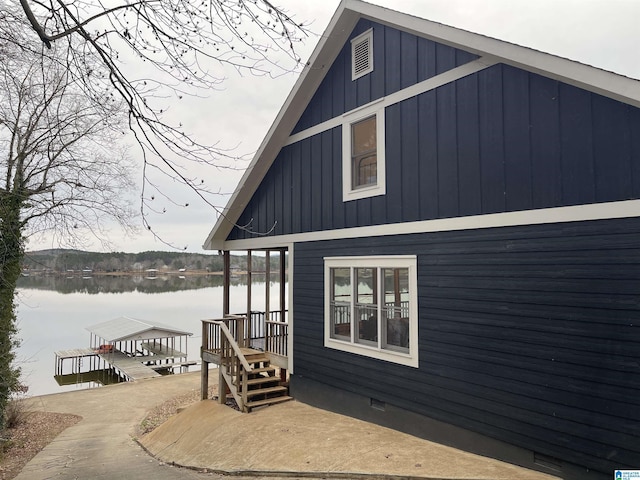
(286, 242), (295, 374)
(286, 57), (497, 147)
(215, 199), (640, 251)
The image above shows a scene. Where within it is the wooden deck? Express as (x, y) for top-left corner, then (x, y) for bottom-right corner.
(97, 350), (161, 380)
(55, 348), (97, 359)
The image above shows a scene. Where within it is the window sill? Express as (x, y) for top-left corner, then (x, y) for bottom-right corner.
(325, 337), (418, 368)
(343, 183), (386, 202)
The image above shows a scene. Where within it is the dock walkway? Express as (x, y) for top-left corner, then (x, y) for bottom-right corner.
(98, 349), (161, 380)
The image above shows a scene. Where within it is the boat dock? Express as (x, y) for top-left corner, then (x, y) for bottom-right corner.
(54, 316), (196, 387)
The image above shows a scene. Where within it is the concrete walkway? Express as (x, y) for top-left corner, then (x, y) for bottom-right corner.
(17, 371), (559, 480)
(16, 372), (212, 480)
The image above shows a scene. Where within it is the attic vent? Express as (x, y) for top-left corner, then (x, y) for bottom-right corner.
(351, 29), (373, 80)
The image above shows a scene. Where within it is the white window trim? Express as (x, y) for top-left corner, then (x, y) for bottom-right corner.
(324, 255), (419, 368)
(342, 100), (386, 202)
(351, 28), (374, 80)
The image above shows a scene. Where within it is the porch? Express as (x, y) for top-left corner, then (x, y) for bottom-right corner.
(200, 248), (291, 412)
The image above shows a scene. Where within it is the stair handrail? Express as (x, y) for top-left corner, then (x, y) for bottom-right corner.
(212, 320), (254, 372)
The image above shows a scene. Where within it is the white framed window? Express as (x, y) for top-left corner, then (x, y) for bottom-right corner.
(342, 100), (386, 202)
(324, 255), (419, 368)
(351, 28), (374, 80)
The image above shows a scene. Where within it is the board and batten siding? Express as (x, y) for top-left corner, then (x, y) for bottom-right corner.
(292, 19), (479, 134)
(227, 63), (640, 241)
(292, 216), (640, 476)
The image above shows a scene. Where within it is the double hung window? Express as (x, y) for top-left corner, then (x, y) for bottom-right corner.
(342, 102), (386, 202)
(325, 256), (418, 367)
(351, 116), (378, 189)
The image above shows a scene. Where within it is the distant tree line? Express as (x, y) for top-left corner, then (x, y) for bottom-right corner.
(16, 272), (228, 293)
(22, 249), (275, 274)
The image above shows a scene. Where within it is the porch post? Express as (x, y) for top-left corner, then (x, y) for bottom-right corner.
(217, 249), (231, 402)
(279, 249), (286, 320)
(265, 249), (271, 318)
(265, 250), (271, 354)
(247, 250), (252, 339)
(263, 250), (273, 352)
(201, 320), (209, 400)
(218, 367), (226, 404)
(279, 248), (287, 383)
(223, 250), (230, 316)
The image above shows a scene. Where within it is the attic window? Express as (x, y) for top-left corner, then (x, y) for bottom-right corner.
(351, 29), (373, 80)
(342, 100), (386, 202)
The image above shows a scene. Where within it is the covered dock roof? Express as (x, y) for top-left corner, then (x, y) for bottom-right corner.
(86, 316), (192, 343)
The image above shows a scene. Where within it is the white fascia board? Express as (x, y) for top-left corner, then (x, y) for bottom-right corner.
(217, 199), (640, 251)
(354, 0), (640, 108)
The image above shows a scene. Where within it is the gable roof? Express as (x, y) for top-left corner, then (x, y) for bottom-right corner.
(86, 316), (192, 342)
(203, 0), (640, 251)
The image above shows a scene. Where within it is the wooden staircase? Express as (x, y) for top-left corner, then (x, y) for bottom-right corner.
(238, 349), (291, 412)
(218, 342), (291, 413)
(202, 317), (291, 413)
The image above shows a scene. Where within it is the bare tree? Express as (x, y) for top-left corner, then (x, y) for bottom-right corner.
(0, 40), (136, 425)
(0, 0), (309, 424)
(9, 0), (308, 241)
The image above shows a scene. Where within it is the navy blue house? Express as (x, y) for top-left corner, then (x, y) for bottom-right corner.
(203, 1), (640, 478)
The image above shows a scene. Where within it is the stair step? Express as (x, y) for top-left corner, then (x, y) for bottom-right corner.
(239, 348), (263, 356)
(229, 366), (275, 377)
(246, 375), (280, 386)
(251, 366), (276, 375)
(245, 354), (269, 364)
(229, 357), (276, 375)
(246, 396), (293, 410)
(246, 385), (288, 398)
(246, 353), (268, 359)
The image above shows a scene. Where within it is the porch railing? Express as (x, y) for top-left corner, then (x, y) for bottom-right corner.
(202, 311), (288, 359)
(265, 320), (288, 356)
(202, 315), (250, 355)
(202, 318), (254, 411)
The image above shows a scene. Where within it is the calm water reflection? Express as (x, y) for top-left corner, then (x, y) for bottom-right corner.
(15, 274), (281, 397)
(17, 272), (227, 294)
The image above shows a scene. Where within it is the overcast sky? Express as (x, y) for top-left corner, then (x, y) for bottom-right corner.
(25, 0), (640, 253)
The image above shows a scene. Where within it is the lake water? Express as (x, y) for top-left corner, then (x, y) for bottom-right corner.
(15, 274), (282, 397)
